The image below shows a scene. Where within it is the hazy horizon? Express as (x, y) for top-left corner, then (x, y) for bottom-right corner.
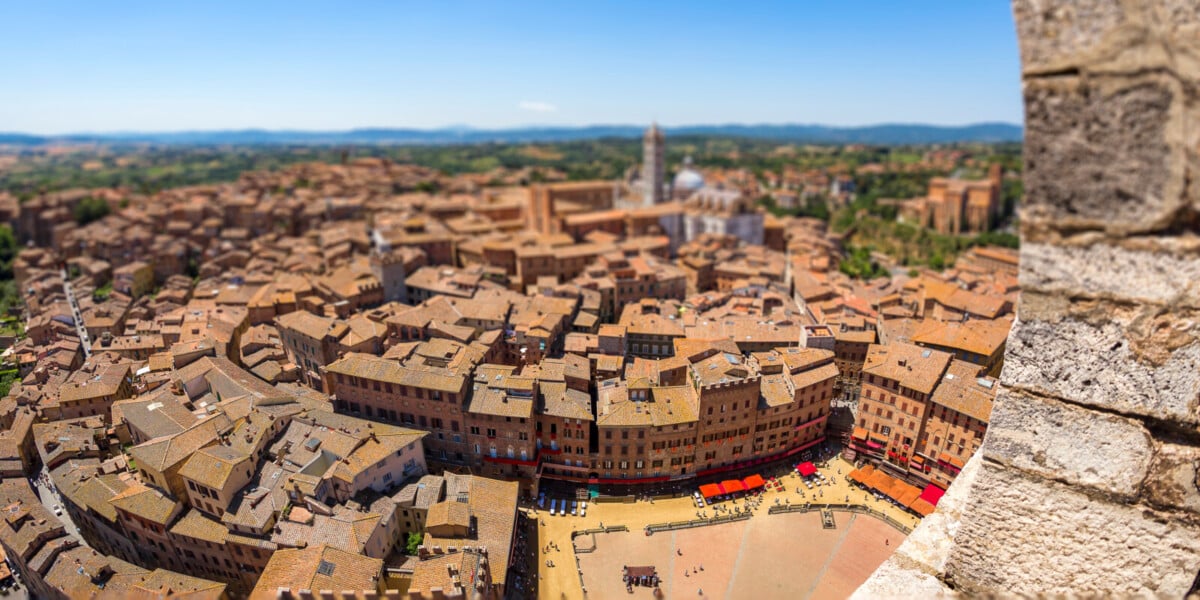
(1, 120), (1023, 138)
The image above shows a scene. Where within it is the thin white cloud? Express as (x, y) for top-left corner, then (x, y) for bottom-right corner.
(518, 101), (557, 113)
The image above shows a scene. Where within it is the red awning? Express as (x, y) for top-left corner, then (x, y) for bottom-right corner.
(743, 474), (766, 489)
(866, 440), (883, 450)
(919, 484), (946, 506)
(699, 483), (723, 499)
(721, 479), (746, 494)
(797, 462), (817, 477)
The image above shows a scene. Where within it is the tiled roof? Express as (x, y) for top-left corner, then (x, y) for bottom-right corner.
(168, 508), (229, 545)
(930, 359), (998, 423)
(276, 310), (346, 341)
(178, 444), (249, 490)
(862, 342), (953, 395)
(538, 381), (593, 421)
(109, 482), (180, 525)
(272, 505), (383, 555)
(59, 363), (131, 403)
(596, 380), (699, 427)
(911, 317), (1011, 358)
(251, 544), (382, 598)
(419, 474), (518, 587)
(129, 417), (224, 473)
(326, 352), (465, 393)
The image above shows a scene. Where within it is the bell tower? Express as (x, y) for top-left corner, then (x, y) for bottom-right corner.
(642, 123), (665, 206)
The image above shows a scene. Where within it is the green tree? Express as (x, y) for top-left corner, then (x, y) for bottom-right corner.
(405, 531), (423, 556)
(839, 246), (887, 280)
(0, 225), (17, 280)
(928, 252), (946, 271)
(73, 197), (110, 225)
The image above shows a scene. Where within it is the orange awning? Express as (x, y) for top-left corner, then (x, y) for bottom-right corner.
(939, 453), (965, 468)
(909, 499), (936, 517)
(721, 479), (746, 494)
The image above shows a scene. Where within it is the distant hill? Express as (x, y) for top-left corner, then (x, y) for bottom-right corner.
(0, 122), (1022, 147)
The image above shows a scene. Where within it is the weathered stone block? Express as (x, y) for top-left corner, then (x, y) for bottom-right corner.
(1023, 73), (1188, 234)
(1002, 302), (1200, 423)
(945, 461), (1200, 596)
(1020, 239), (1200, 307)
(1144, 441), (1200, 515)
(1013, 0), (1126, 74)
(1015, 0), (1200, 76)
(983, 389), (1152, 498)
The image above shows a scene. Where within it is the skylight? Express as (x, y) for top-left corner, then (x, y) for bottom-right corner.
(316, 560), (336, 576)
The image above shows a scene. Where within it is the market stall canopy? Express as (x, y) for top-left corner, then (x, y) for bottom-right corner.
(919, 484), (946, 506)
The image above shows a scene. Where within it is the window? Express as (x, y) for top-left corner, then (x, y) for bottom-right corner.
(316, 560), (336, 576)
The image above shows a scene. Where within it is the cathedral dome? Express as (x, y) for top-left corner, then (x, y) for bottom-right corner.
(673, 157), (705, 191)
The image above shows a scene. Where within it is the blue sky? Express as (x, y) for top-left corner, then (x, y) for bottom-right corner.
(0, 2), (1022, 134)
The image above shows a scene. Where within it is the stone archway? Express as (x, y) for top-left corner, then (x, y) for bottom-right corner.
(857, 1), (1200, 596)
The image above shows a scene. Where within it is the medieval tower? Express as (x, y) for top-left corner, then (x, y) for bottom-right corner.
(642, 122), (665, 206)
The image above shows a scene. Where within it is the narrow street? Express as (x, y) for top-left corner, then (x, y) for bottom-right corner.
(30, 470), (83, 543)
(59, 269), (91, 357)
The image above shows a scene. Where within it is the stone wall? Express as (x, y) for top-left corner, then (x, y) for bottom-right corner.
(856, 1), (1200, 596)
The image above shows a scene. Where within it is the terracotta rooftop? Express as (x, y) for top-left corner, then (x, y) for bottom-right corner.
(862, 342), (953, 395)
